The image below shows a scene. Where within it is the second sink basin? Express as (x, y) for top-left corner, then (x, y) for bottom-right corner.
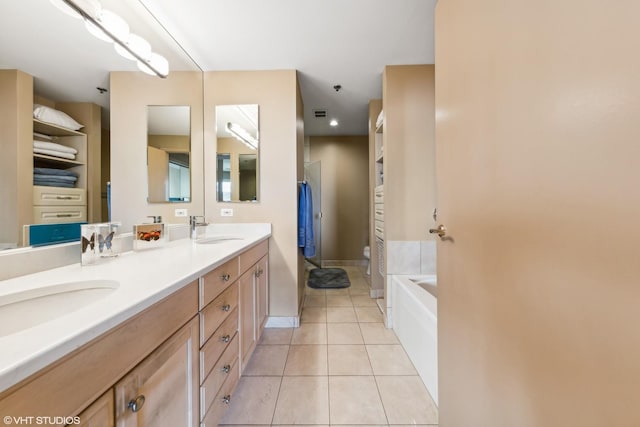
(195, 235), (244, 244)
(0, 280), (120, 337)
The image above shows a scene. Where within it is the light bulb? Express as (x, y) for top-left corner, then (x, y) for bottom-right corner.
(85, 9), (129, 43)
(114, 33), (152, 61)
(329, 119), (339, 127)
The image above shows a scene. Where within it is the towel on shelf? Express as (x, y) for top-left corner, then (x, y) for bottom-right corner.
(33, 180), (76, 188)
(33, 148), (76, 160)
(33, 167), (78, 178)
(33, 174), (77, 183)
(33, 132), (53, 141)
(298, 182), (316, 258)
(33, 140), (77, 155)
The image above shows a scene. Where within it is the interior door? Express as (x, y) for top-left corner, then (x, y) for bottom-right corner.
(435, 1), (640, 425)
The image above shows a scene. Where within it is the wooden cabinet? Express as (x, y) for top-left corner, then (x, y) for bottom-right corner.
(115, 316), (199, 427)
(75, 390), (114, 427)
(255, 255), (268, 337)
(239, 269), (256, 370)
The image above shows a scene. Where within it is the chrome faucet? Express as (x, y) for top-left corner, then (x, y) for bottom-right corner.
(189, 215), (209, 239)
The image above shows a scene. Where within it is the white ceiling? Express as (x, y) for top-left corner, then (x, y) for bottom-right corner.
(1, 0), (436, 136)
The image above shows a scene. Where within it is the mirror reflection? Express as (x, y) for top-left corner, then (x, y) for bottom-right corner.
(216, 105), (259, 202)
(147, 106), (191, 203)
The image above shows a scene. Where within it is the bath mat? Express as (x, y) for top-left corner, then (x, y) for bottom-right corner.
(307, 268), (351, 289)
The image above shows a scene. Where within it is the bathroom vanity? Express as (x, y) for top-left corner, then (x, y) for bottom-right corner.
(0, 224), (270, 427)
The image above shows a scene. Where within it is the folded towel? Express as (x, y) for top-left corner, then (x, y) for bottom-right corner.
(33, 141), (77, 155)
(33, 132), (53, 141)
(33, 167), (78, 178)
(33, 148), (76, 160)
(33, 104), (83, 130)
(34, 174), (77, 182)
(33, 180), (76, 188)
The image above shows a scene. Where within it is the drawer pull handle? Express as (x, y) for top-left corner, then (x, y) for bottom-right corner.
(56, 214), (74, 218)
(222, 395), (231, 404)
(221, 334), (231, 343)
(222, 304), (231, 312)
(222, 364), (231, 373)
(221, 274), (231, 281)
(56, 196), (74, 200)
(128, 395), (146, 413)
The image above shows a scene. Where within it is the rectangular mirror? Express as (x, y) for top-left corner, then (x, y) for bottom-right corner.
(147, 105), (191, 203)
(216, 104), (259, 202)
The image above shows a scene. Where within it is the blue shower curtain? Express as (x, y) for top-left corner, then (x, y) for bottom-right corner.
(298, 182), (316, 258)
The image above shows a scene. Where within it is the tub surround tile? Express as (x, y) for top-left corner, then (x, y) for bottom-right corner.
(387, 241), (421, 275)
(327, 323), (364, 344)
(284, 345), (328, 376)
(375, 376), (438, 425)
(421, 240), (437, 275)
(328, 345), (373, 375)
(219, 376), (281, 424)
(366, 345), (417, 375)
(272, 376), (329, 424)
(329, 376), (388, 425)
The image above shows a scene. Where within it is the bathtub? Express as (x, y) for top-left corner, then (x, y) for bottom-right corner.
(391, 274), (438, 405)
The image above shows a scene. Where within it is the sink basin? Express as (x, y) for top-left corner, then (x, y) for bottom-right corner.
(0, 280), (119, 337)
(195, 235), (244, 244)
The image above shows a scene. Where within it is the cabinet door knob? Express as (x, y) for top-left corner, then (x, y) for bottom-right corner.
(221, 334), (231, 343)
(222, 364), (231, 373)
(222, 304), (231, 312)
(221, 274), (231, 281)
(222, 395), (231, 404)
(128, 395), (146, 413)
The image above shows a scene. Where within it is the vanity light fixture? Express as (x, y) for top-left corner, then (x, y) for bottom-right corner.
(50, 0), (169, 78)
(226, 122), (258, 150)
(329, 119), (339, 127)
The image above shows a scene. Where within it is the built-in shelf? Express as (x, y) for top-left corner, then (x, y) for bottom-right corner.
(33, 154), (84, 168)
(33, 119), (84, 137)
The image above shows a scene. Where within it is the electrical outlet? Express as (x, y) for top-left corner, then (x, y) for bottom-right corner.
(175, 208), (188, 217)
(221, 208), (233, 217)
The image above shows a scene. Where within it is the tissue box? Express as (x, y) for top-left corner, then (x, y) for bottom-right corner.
(133, 223), (166, 251)
(81, 222), (120, 265)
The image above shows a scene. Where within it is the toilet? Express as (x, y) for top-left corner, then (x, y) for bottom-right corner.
(363, 245), (371, 275)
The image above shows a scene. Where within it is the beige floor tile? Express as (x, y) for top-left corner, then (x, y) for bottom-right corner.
(359, 323), (400, 344)
(272, 376), (330, 424)
(329, 376), (388, 424)
(366, 345), (417, 375)
(355, 306), (384, 323)
(219, 376), (281, 424)
(326, 287), (351, 296)
(301, 306), (327, 323)
(304, 294), (327, 307)
(349, 276), (370, 287)
(328, 345), (373, 375)
(305, 287), (326, 296)
(326, 307), (358, 323)
(242, 344), (289, 376)
(291, 323), (327, 345)
(260, 327), (294, 345)
(376, 376), (438, 424)
(351, 295), (378, 307)
(349, 285), (371, 296)
(327, 323), (364, 344)
(284, 345), (328, 375)
(327, 295), (353, 307)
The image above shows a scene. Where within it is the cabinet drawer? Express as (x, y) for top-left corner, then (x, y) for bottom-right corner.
(201, 362), (240, 427)
(200, 282), (238, 346)
(33, 206), (87, 224)
(200, 307), (238, 359)
(238, 240), (268, 273)
(200, 334), (239, 418)
(201, 257), (239, 309)
(33, 185), (86, 206)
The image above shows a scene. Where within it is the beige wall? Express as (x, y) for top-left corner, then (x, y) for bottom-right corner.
(110, 71), (204, 230)
(436, 1), (640, 425)
(204, 70), (303, 318)
(309, 135), (369, 262)
(383, 65), (436, 241)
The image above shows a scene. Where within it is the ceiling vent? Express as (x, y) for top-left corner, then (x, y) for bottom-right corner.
(313, 109), (327, 118)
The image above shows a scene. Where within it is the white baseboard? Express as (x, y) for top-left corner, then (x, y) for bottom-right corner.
(265, 316), (300, 328)
(370, 288), (384, 298)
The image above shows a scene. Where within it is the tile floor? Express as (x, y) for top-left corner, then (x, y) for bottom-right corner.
(220, 266), (438, 426)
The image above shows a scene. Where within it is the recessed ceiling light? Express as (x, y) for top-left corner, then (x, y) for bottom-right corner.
(329, 119), (338, 127)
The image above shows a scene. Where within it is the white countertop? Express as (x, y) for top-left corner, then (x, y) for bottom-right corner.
(0, 223), (271, 392)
